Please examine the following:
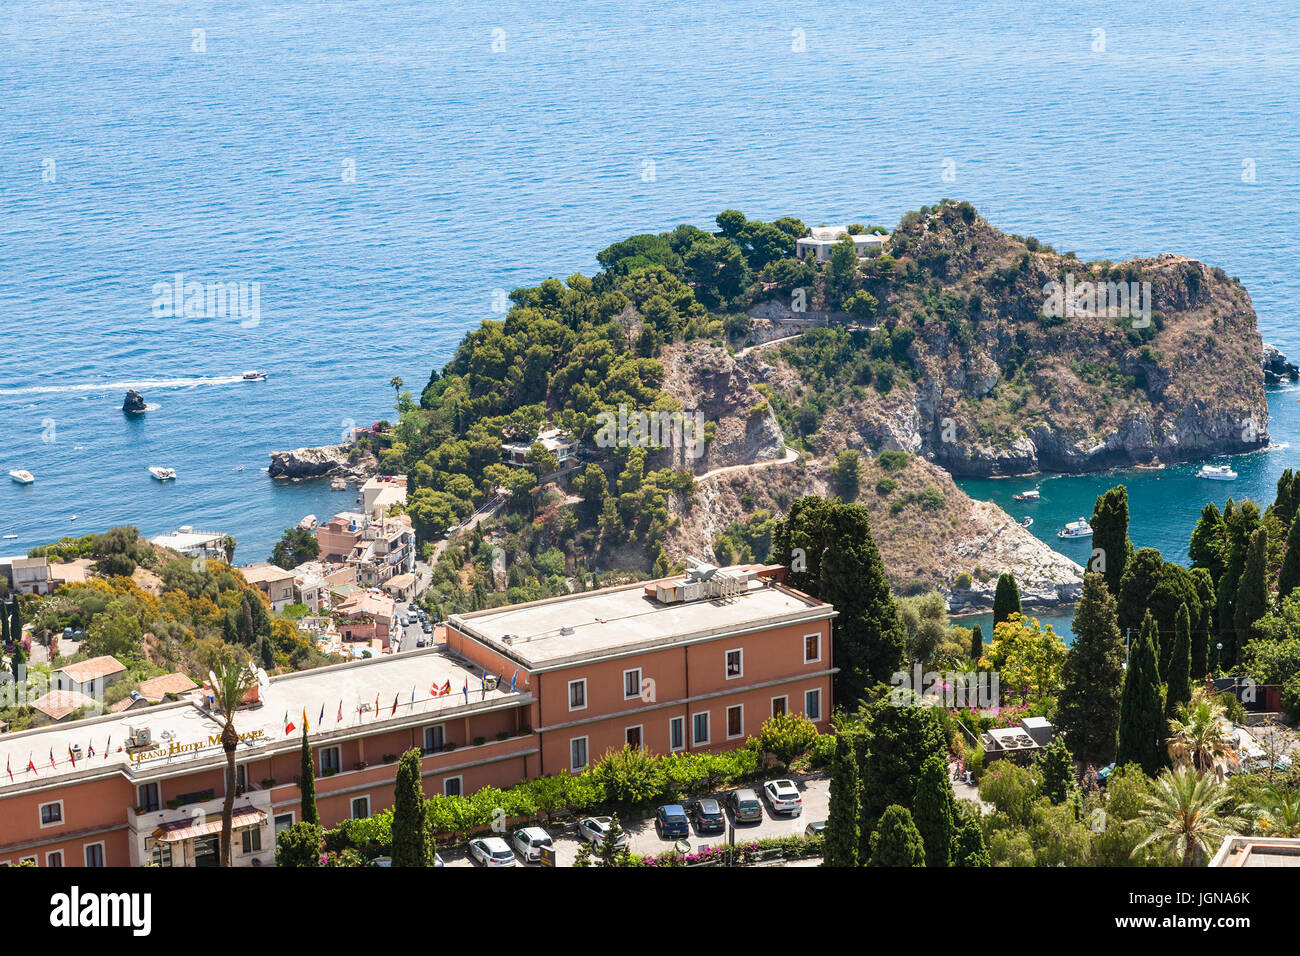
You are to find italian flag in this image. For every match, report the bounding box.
[284,711,296,736]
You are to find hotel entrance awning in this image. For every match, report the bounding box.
[152,807,266,843]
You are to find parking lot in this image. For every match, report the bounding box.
[443,773,829,867]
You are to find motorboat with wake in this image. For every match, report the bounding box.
[1057,517,1093,539]
[1012,489,1040,501]
[1196,464,1237,481]
[9,470,34,485]
[242,370,269,382]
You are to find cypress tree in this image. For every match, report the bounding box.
[867,805,926,867]
[1233,527,1269,649]
[1115,612,1165,776]
[1188,502,1226,583]
[391,748,428,867]
[1277,511,1300,602]
[1188,567,1214,680]
[9,599,21,647]
[992,573,1021,626]
[1218,501,1261,665]
[1117,548,1164,637]
[911,753,956,867]
[969,623,984,661]
[299,727,319,826]
[10,643,24,682]
[1057,573,1125,765]
[1272,468,1296,528]
[1165,603,1192,720]
[824,732,860,867]
[1091,485,1133,596]
[953,817,991,867]
[859,698,947,825]
[1039,737,1075,804]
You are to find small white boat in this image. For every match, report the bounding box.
[242,370,268,382]
[2,533,17,540]
[1197,464,1238,481]
[1058,517,1093,539]
[331,478,348,490]
[8,470,34,485]
[148,466,177,481]
[1020,516,1034,528]
[1012,489,1040,501]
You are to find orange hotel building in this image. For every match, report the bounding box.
[0,563,835,866]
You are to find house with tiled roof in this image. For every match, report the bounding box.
[52,656,127,699]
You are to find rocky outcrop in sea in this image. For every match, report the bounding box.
[121,389,147,414]
[267,441,378,481]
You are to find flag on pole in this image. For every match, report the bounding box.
[391,694,399,716]
[319,703,325,726]
[5,756,10,782]
[104,736,111,758]
[374,692,379,716]
[87,740,95,758]
[49,748,55,769]
[67,746,76,768]
[440,680,451,697]
[26,755,36,775]
[510,669,518,693]
[337,699,343,723]
[284,711,295,736]
[462,678,468,703]
[410,685,415,707]
[302,707,310,734]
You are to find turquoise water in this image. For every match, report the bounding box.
[2,1,1299,563]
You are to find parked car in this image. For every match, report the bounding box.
[468,837,517,867]
[433,852,445,867]
[726,788,764,823]
[654,804,691,839]
[511,826,554,863]
[804,821,826,837]
[422,622,432,634]
[763,779,802,814]
[578,816,630,847]
[691,798,726,834]
[416,636,428,648]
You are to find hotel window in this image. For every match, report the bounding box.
[443,776,462,797]
[570,736,589,772]
[692,711,710,746]
[568,678,587,711]
[46,851,63,868]
[274,813,295,835]
[726,704,744,739]
[20,856,36,865]
[39,801,63,827]
[138,782,160,812]
[151,842,172,867]
[804,633,821,664]
[669,716,685,752]
[424,723,446,753]
[236,764,247,792]
[84,843,104,868]
[623,667,642,700]
[771,695,788,718]
[351,796,370,820]
[241,828,262,854]
[805,688,822,722]
[320,746,341,775]
[725,649,743,679]
[625,725,643,749]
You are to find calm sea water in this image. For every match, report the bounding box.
[2,1,1298,567]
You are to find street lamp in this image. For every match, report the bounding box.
[1214,642,1223,675]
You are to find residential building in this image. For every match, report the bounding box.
[30,690,100,724]
[315,513,415,587]
[334,591,396,649]
[501,428,577,468]
[239,563,298,613]
[795,226,888,263]
[136,673,199,703]
[9,557,53,596]
[148,526,229,561]
[52,656,127,699]
[361,475,407,517]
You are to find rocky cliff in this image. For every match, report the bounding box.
[267,440,377,481]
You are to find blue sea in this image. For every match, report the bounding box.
[2,1,1298,568]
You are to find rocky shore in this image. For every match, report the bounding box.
[267,441,377,481]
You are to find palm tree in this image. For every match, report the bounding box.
[1167,690,1239,781]
[209,657,261,867]
[221,535,237,564]
[1132,766,1245,866]
[1244,783,1300,838]
[389,375,403,397]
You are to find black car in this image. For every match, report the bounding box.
[691,798,726,834]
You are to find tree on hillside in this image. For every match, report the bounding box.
[1091,485,1133,595]
[270,527,321,570]
[1039,737,1076,805]
[1117,548,1164,638]
[1271,468,1297,528]
[1148,562,1201,678]
[992,573,1021,626]
[773,497,905,704]
[867,805,926,867]
[969,623,984,662]
[911,753,956,867]
[1165,604,1193,721]
[1233,527,1270,650]
[391,748,428,867]
[1188,502,1226,583]
[953,816,991,867]
[830,449,861,501]
[1115,612,1166,776]
[1057,573,1125,766]
[1277,512,1300,602]
[859,697,947,828]
[824,732,860,867]
[299,726,319,826]
[1189,567,1215,680]
[1217,500,1261,666]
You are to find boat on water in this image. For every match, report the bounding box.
[148,466,177,481]
[9,470,34,485]
[242,370,268,381]
[2,533,18,540]
[1020,517,1033,528]
[331,478,348,490]
[1197,464,1238,481]
[1012,489,1040,501]
[1058,517,1093,539]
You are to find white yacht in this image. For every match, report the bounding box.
[148,466,177,481]
[242,370,268,382]
[1196,464,1238,481]
[1012,489,1040,501]
[8,470,34,485]
[1057,517,1093,539]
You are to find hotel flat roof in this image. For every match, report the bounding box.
[0,645,527,794]
[448,570,834,671]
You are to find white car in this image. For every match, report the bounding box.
[577,816,630,848]
[468,837,517,867]
[763,778,802,814]
[511,826,554,863]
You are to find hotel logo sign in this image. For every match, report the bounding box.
[128,729,267,764]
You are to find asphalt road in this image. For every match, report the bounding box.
[445,773,830,867]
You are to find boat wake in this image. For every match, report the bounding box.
[0,375,247,398]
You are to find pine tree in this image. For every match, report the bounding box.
[1039,737,1076,804]
[299,727,319,826]
[992,573,1021,626]
[391,748,428,867]
[969,623,984,662]
[911,753,956,867]
[1277,511,1300,602]
[867,805,926,867]
[1115,612,1165,775]
[860,698,947,826]
[953,817,991,866]
[824,732,860,867]
[1091,485,1133,595]
[1165,603,1192,720]
[1233,527,1269,649]
[1057,573,1125,765]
